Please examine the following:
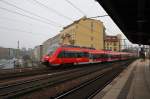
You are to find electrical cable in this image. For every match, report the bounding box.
[65,0,86,16]
[32,0,74,21]
[0,0,63,27]
[0,8,62,28]
[0,26,50,37]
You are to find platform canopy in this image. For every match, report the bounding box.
[96,0,150,45]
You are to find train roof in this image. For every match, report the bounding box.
[56,45,136,55]
[58,46,94,52]
[61,45,95,49]
[89,50,105,54]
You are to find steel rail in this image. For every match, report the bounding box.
[0,63,110,98]
[53,61,132,99]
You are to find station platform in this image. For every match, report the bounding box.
[93,59,150,99]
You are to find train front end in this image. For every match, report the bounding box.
[41,46,61,67]
[41,54,50,66]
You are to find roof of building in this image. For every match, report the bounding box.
[42,34,60,45]
[105,35,119,42]
[63,16,102,30]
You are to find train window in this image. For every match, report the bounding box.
[57,51,64,58]
[64,51,76,58]
[107,54,112,58]
[92,54,95,59]
[82,52,88,57]
[48,51,54,56]
[89,53,103,59]
[75,52,86,58]
[92,54,99,59]
[58,51,89,58]
[100,54,104,58]
[70,53,76,58]
[101,54,104,58]
[76,52,82,58]
[89,54,93,59]
[101,54,107,58]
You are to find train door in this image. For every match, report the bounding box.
[89,53,93,63]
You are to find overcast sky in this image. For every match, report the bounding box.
[0,0,131,49]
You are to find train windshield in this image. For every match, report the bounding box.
[47,45,58,56]
[48,51,54,56]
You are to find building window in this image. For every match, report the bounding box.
[107,43,109,46]
[91,22,94,33]
[110,47,112,50]
[91,37,93,41]
[107,47,109,50]
[114,42,116,46]
[91,44,93,48]
[76,25,78,29]
[71,33,75,40]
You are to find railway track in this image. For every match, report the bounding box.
[0,67,48,81]
[0,60,134,99]
[0,64,93,82]
[54,63,125,99]
[0,63,110,98]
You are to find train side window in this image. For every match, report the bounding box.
[80,52,85,58]
[89,54,93,59]
[97,54,100,58]
[57,51,65,58]
[109,54,112,58]
[76,52,82,58]
[97,54,101,59]
[101,54,105,58]
[64,51,76,58]
[75,52,89,58]
[105,54,110,58]
[64,51,70,58]
[84,52,89,57]
[59,51,89,58]
[70,52,76,58]
[93,54,97,59]
[98,54,102,58]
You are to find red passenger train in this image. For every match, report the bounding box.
[41,45,136,67]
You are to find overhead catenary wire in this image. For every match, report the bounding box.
[29,0,102,34]
[29,0,102,40]
[0,16,60,31]
[0,0,106,40]
[64,0,110,34]
[88,15,109,19]
[32,0,74,21]
[0,16,31,24]
[0,0,112,48]
[0,0,63,27]
[65,0,87,16]
[0,26,50,37]
[0,6,62,28]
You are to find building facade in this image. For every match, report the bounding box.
[42,34,61,55]
[60,17,105,50]
[104,34,121,51]
[32,17,124,62]
[32,45,43,62]
[0,47,17,59]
